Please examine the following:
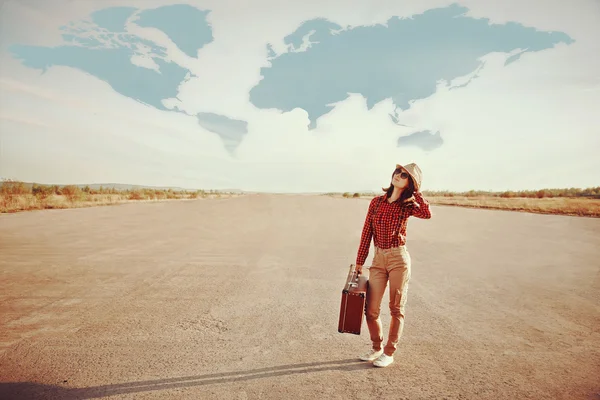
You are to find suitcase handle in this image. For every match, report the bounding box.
[349,263,362,276]
[345,264,360,289]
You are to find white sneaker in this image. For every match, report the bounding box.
[373,353,394,367]
[359,348,383,361]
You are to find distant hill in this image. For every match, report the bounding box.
[91,183,201,191]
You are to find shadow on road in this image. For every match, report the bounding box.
[0,358,370,399]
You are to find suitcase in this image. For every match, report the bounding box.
[338,264,369,335]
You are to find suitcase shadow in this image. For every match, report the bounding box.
[0,359,373,399]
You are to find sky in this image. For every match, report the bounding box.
[0,0,598,193]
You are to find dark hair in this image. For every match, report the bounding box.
[382,170,415,203]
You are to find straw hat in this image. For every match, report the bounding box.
[396,163,422,191]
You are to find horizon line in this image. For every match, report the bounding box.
[1,178,598,194]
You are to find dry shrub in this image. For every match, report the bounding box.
[32,184,53,199]
[0,181,30,196]
[0,181,207,213]
[61,185,82,202]
[129,190,145,200]
[423,187,600,199]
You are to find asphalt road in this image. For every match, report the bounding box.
[1,195,599,399]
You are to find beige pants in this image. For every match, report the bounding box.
[365,246,411,356]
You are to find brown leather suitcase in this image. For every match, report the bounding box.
[338,264,369,335]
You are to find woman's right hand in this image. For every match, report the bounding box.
[356,264,363,275]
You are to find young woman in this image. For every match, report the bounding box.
[355,163,432,367]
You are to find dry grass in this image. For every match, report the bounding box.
[0,183,236,214]
[327,190,600,218]
[2,181,599,217]
[426,196,600,217]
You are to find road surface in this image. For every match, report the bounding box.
[1,194,599,399]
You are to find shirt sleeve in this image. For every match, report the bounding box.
[411,191,432,219]
[356,197,378,266]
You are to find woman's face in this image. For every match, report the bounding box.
[392,168,410,189]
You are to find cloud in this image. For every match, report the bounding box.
[7,5,194,112]
[0,0,598,192]
[5,3,251,156]
[398,130,443,151]
[249,4,573,130]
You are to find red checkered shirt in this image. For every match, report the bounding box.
[356,191,431,266]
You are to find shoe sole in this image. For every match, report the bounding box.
[373,362,393,367]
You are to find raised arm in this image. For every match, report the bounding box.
[411,191,432,219]
[356,197,378,266]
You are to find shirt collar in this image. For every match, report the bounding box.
[383,193,415,204]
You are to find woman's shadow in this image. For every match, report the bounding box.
[0,358,371,399]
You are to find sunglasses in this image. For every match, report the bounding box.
[393,169,409,179]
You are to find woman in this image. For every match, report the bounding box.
[355,162,431,367]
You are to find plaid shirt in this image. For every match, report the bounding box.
[356,191,431,266]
